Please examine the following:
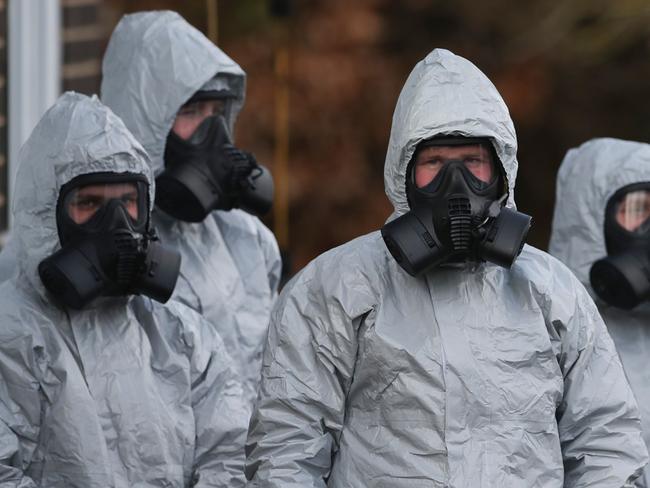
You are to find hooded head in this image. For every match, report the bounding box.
[11,92,152,295]
[549,138,650,291]
[383,49,518,217]
[101,10,245,176]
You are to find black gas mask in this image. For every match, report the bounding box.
[155,92,274,222]
[38,172,181,309]
[590,183,650,309]
[381,137,531,276]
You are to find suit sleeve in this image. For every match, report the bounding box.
[0,329,43,488]
[176,305,249,488]
[553,278,648,487]
[255,219,282,295]
[245,265,368,487]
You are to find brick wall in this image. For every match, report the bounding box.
[62,0,104,94]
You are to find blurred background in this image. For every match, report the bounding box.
[1,0,650,277]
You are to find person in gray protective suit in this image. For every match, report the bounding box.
[245,49,648,487]
[101,10,281,405]
[549,138,650,488]
[0,92,249,487]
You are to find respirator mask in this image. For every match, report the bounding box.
[155,91,274,222]
[590,183,650,309]
[38,172,181,309]
[381,137,531,276]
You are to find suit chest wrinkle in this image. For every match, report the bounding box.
[349,282,445,402]
[177,222,243,306]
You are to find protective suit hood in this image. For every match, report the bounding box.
[11,91,152,296]
[384,49,518,217]
[549,138,650,293]
[101,10,245,175]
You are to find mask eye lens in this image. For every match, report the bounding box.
[413,143,495,189]
[172,98,228,140]
[66,182,142,225]
[461,148,494,183]
[414,153,445,188]
[615,189,650,233]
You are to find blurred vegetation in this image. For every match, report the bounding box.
[103,0,650,272]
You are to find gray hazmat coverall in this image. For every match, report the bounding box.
[100,11,281,405]
[549,137,650,488]
[245,49,648,487]
[0,92,249,487]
